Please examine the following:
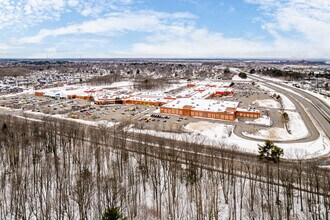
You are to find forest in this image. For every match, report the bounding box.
[0,114,329,219]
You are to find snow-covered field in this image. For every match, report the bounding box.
[252,99,281,108]
[243,111,308,141]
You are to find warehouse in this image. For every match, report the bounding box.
[160,98,260,121]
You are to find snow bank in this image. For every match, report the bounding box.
[252,99,281,108]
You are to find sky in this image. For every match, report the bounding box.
[0,0,329,59]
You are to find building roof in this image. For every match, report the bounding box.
[163,98,239,113]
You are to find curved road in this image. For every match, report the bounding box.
[271,82,330,135]
[239,74,329,143]
[233,83,320,143]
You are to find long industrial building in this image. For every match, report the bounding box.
[160,98,260,121]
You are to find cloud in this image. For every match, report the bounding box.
[0,0,66,29]
[14,5,330,59]
[0,0,136,30]
[18,11,196,44]
[2,0,330,58]
[228,6,236,13]
[14,9,273,58]
[245,0,330,58]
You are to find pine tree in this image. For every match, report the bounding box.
[102,206,125,220]
[258,140,284,163]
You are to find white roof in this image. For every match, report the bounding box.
[236,107,260,113]
[163,98,239,113]
[126,96,168,103]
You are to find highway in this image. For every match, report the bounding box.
[248,74,329,138]
[272,82,330,134]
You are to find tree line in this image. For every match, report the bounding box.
[0,114,329,219]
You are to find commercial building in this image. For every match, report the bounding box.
[33,80,260,121]
[160,98,260,121]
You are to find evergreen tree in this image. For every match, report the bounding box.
[101,206,125,220]
[258,140,284,162]
[239,72,247,79]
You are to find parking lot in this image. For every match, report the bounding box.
[0,82,286,135]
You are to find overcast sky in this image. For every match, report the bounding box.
[0,0,329,59]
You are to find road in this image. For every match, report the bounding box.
[249,74,329,136]
[272,82,330,135]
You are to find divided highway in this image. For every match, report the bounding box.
[248,74,330,139]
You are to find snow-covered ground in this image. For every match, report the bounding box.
[232,75,252,82]
[0,88,35,97]
[257,83,275,92]
[109,81,134,88]
[257,83,296,110]
[246,115,272,126]
[243,111,308,141]
[24,111,115,127]
[127,116,329,158]
[153,108,160,113]
[228,131,329,159]
[253,74,284,83]
[252,99,281,108]
[127,121,234,146]
[278,93,296,110]
[184,121,233,139]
